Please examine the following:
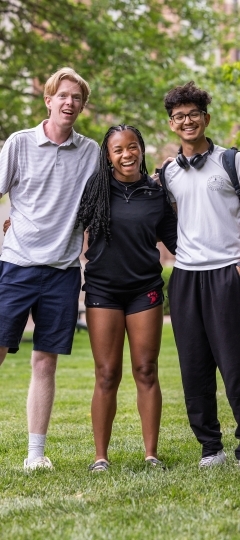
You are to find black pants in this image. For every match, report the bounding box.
[168,264,240,459]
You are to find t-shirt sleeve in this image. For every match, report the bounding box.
[0,135,19,195]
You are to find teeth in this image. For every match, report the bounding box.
[122,161,134,166]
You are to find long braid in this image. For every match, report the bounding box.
[76,124,148,242]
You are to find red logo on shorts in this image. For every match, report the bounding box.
[147,291,158,304]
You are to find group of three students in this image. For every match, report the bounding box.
[1,67,240,472]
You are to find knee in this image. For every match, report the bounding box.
[134,361,158,388]
[96,366,122,393]
[31,352,58,378]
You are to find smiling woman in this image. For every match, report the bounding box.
[107,129,143,183]
[75,124,177,472]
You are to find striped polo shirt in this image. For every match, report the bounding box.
[0,121,100,269]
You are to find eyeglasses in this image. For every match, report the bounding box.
[170,110,206,124]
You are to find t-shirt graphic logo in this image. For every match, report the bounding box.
[147,291,158,304]
[207,176,224,191]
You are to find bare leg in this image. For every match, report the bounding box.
[86,308,126,462]
[126,305,163,458]
[27,350,58,434]
[0,346,8,366]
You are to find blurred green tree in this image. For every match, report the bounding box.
[0,0,239,149]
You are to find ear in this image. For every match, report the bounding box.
[44,96,51,110]
[169,119,176,133]
[204,113,211,127]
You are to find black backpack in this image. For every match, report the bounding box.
[157,147,240,205]
[222,147,240,199]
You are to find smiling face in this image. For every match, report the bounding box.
[169,102,210,147]
[44,79,83,131]
[107,129,143,183]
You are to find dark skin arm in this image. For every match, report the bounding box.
[3,218,11,235]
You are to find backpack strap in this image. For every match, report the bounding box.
[155,161,177,217]
[222,147,240,200]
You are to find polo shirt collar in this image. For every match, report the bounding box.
[35,120,81,147]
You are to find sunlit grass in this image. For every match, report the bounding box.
[0,325,239,540]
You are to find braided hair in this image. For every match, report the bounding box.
[76,124,148,242]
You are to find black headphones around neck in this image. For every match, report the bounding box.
[176,138,214,170]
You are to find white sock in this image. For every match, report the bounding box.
[28,433,46,464]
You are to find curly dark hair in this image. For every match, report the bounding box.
[164,81,212,117]
[75,124,148,242]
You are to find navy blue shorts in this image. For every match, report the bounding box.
[0,262,81,354]
[84,284,163,315]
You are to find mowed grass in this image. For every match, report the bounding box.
[1,324,240,540]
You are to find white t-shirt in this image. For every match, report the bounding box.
[0,121,100,269]
[165,144,240,270]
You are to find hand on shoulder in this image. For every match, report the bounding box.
[151,157,175,184]
[3,218,11,235]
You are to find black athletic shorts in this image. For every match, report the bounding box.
[84,284,164,315]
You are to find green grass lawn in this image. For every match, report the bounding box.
[1,324,240,540]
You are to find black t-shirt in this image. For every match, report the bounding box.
[83,174,177,294]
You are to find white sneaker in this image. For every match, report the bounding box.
[24,456,53,471]
[199,450,226,468]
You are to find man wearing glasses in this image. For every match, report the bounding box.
[162,81,240,468]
